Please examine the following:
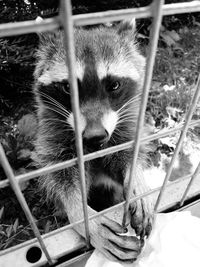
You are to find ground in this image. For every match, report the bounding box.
[0,25,200,250]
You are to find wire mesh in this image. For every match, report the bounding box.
[154,74,200,212]
[59,0,90,247]
[1,118,200,190]
[0,0,200,265]
[180,161,200,207]
[0,1,200,37]
[122,0,164,227]
[0,145,54,265]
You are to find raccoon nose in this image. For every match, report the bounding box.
[82,125,109,147]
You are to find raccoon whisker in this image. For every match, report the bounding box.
[122,94,140,104]
[112,133,127,142]
[112,128,126,138]
[41,99,71,119]
[43,118,73,129]
[110,134,117,144]
[116,121,135,127]
[117,106,139,117]
[117,119,135,125]
[42,103,70,119]
[41,99,70,117]
[39,91,71,117]
[43,97,71,117]
[117,117,137,123]
[43,103,69,118]
[117,95,141,114]
[118,99,140,110]
[113,126,135,139]
[118,113,137,120]
[117,112,137,123]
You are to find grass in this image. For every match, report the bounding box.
[0,25,200,250]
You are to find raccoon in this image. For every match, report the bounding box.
[33,20,153,262]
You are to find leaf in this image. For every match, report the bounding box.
[13,218,19,233]
[17,114,37,139]
[17,148,31,160]
[6,225,13,238]
[167,30,180,42]
[0,207,4,220]
[0,230,7,236]
[161,32,176,46]
[160,30,180,47]
[44,220,51,233]
[3,239,13,249]
[166,106,183,121]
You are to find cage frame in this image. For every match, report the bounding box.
[0,0,200,266]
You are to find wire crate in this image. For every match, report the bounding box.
[0,0,200,266]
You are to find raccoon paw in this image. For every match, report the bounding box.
[90,216,142,262]
[129,198,154,239]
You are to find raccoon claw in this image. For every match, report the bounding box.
[129,199,153,239]
[90,216,143,262]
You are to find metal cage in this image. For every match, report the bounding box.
[0,0,200,266]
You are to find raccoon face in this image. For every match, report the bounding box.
[34,20,146,152]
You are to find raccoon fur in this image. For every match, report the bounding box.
[33,20,153,262]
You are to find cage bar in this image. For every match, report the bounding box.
[73,1,200,26]
[122,0,164,227]
[179,161,200,207]
[154,74,200,212]
[59,0,90,247]
[0,145,54,265]
[0,2,200,37]
[1,118,200,190]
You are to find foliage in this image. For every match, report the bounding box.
[0,114,37,172]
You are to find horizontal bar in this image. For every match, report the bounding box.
[56,251,93,267]
[179,161,200,207]
[1,119,200,189]
[0,145,54,265]
[154,74,200,212]
[0,2,200,37]
[122,0,164,227]
[0,228,85,267]
[1,170,198,259]
[74,1,200,26]
[60,0,90,247]
[0,16,60,37]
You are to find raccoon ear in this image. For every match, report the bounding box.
[117,18,136,35]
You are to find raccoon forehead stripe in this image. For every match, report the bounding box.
[97,60,140,82]
[38,61,85,85]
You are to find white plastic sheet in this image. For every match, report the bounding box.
[85,212,200,267]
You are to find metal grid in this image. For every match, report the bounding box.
[0,0,200,266]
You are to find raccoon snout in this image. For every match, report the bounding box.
[82,124,109,148]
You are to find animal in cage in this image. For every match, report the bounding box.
[33,19,153,262]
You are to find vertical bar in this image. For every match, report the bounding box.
[0,144,54,265]
[59,0,90,247]
[179,161,200,207]
[154,74,200,212]
[122,0,164,227]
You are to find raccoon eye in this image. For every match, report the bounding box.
[110,81,120,91]
[62,82,70,94]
